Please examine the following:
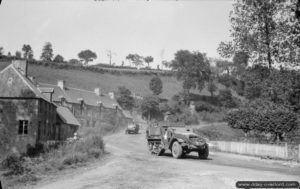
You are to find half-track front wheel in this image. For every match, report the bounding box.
[198,144,209,159]
[148,142,164,156]
[172,141,183,159]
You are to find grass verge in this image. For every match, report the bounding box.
[1,129,105,188]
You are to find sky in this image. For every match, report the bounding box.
[0,0,233,67]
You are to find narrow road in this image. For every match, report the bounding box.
[32,129,300,189]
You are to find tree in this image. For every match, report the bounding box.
[149,76,163,95]
[207,80,217,97]
[126,54,135,67]
[68,59,81,65]
[215,59,234,76]
[162,60,171,69]
[53,54,64,63]
[22,44,33,60]
[78,50,97,65]
[15,51,22,59]
[116,86,135,111]
[40,42,53,61]
[170,50,211,96]
[218,0,300,68]
[232,51,249,77]
[126,54,143,67]
[218,89,236,108]
[0,47,3,56]
[144,56,154,67]
[140,95,160,120]
[242,64,270,100]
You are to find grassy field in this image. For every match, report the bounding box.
[0,62,232,99]
[194,122,245,141]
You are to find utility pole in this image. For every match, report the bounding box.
[106,50,116,65]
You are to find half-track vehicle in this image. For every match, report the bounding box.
[146,121,209,159]
[125,123,140,134]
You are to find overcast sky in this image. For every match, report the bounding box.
[0,0,233,67]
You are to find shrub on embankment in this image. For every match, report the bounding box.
[226,99,299,143]
[0,130,105,187]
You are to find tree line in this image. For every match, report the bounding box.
[0,43,161,69]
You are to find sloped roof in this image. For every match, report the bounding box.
[1,64,49,102]
[123,110,133,119]
[57,106,81,126]
[38,83,119,109]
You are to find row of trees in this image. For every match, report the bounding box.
[125,54,154,68]
[0,43,98,66]
[1,43,161,68]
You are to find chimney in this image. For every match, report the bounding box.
[58,96,65,105]
[58,80,65,90]
[108,92,115,99]
[94,88,102,96]
[77,98,84,105]
[12,60,28,77]
[96,101,103,106]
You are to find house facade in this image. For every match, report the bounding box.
[0,60,80,155]
[38,81,132,128]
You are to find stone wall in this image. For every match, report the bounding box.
[0,99,38,155]
[0,98,57,156]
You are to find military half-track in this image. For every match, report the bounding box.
[125,123,140,134]
[146,121,209,159]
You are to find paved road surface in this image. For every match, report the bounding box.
[32,129,300,189]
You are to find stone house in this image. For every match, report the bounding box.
[0,60,80,155]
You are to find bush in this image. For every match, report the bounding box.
[226,99,299,142]
[177,109,199,125]
[194,101,218,112]
[87,148,103,158]
[218,89,238,108]
[62,152,88,165]
[1,154,25,175]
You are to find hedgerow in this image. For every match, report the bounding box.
[226,99,298,142]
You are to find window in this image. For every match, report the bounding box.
[18,120,28,135]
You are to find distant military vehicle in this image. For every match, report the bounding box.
[146,121,209,159]
[125,123,140,134]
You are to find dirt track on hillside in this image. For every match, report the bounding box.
[30,128,300,189]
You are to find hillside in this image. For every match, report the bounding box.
[0,61,231,99]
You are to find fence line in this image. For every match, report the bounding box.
[211,141,290,159]
[299,144,300,161]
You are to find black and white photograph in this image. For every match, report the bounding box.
[0,0,300,188]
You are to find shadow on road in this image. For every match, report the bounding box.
[161,153,213,161]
